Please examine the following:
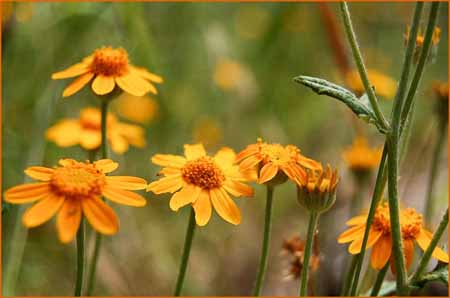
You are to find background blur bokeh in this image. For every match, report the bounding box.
[2,2,448,296]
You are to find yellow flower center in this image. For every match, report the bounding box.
[50,161,106,198]
[79,108,117,130]
[91,47,129,77]
[401,208,422,239]
[181,156,225,189]
[372,203,391,234]
[261,144,293,165]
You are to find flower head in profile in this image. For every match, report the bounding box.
[236,138,321,187]
[345,69,396,99]
[51,46,163,97]
[4,159,147,243]
[342,137,382,176]
[147,144,255,226]
[281,235,320,280]
[46,107,146,154]
[338,202,448,272]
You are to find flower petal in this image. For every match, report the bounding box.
[258,163,278,184]
[109,130,129,154]
[130,66,164,83]
[169,185,201,211]
[81,196,119,235]
[403,239,415,269]
[239,155,262,171]
[45,120,82,147]
[193,190,212,226]
[416,229,449,263]
[113,123,146,148]
[105,176,147,190]
[79,129,101,150]
[102,186,147,207]
[4,183,51,204]
[151,154,186,168]
[370,235,392,269]
[62,72,94,97]
[337,224,366,243]
[349,229,382,254]
[184,144,206,160]
[94,159,119,173]
[116,71,157,96]
[57,199,81,243]
[91,75,115,95]
[214,147,236,166]
[223,180,254,197]
[24,167,54,181]
[51,62,90,79]
[210,188,241,225]
[22,194,64,228]
[147,175,183,194]
[235,144,259,163]
[346,215,368,226]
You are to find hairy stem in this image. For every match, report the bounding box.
[299,211,319,296]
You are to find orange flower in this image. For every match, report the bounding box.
[114,94,159,124]
[4,159,147,243]
[345,69,396,99]
[236,138,321,186]
[51,46,163,97]
[338,202,448,272]
[147,144,254,226]
[46,107,146,154]
[342,137,382,172]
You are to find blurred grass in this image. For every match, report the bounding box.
[2,2,448,296]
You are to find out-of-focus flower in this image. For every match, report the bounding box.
[114,93,159,124]
[345,69,396,99]
[297,165,338,213]
[1,2,14,24]
[432,81,448,122]
[4,159,147,243]
[52,46,163,97]
[338,202,448,272]
[281,235,320,280]
[234,6,269,40]
[15,2,33,23]
[405,26,441,64]
[193,118,223,150]
[236,138,321,187]
[147,144,254,226]
[46,107,146,154]
[342,137,382,176]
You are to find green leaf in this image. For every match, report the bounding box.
[293,75,388,133]
[415,263,448,287]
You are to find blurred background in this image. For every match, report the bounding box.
[2,2,448,296]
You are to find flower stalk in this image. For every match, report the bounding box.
[174,207,196,296]
[75,219,85,296]
[299,211,319,296]
[252,185,274,296]
[370,262,389,296]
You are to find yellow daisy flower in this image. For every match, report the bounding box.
[338,202,448,272]
[345,69,396,99]
[147,144,254,226]
[4,159,147,243]
[114,94,159,124]
[51,46,163,97]
[342,137,382,173]
[46,107,146,154]
[236,138,321,186]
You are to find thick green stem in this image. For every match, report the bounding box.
[252,186,274,296]
[370,262,389,296]
[424,121,447,226]
[340,2,390,131]
[174,208,196,296]
[75,219,85,296]
[408,209,448,286]
[341,255,358,296]
[299,211,319,296]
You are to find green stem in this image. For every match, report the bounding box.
[174,207,196,296]
[341,255,358,296]
[75,219,85,296]
[340,2,390,132]
[299,211,319,296]
[86,99,110,296]
[252,186,274,296]
[424,121,447,226]
[370,262,389,296]
[408,208,448,286]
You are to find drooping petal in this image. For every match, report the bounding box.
[169,185,201,211]
[62,72,95,97]
[239,155,262,171]
[151,154,186,168]
[94,159,119,173]
[416,229,449,263]
[192,190,212,226]
[91,75,115,95]
[147,175,183,194]
[114,123,146,148]
[258,163,279,184]
[4,183,51,204]
[130,66,164,83]
[282,164,306,185]
[22,194,64,227]
[103,186,147,207]
[223,180,254,197]
[79,129,101,150]
[184,144,206,160]
[116,72,157,96]
[51,62,90,79]
[337,224,366,243]
[214,147,236,166]
[45,120,82,147]
[105,176,147,190]
[210,188,241,225]
[370,235,392,269]
[24,167,54,181]
[349,229,382,254]
[403,239,415,269]
[159,167,182,176]
[81,196,119,235]
[235,144,259,163]
[57,199,82,243]
[346,215,368,226]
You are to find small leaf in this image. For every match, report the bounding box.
[293,75,388,133]
[415,264,448,287]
